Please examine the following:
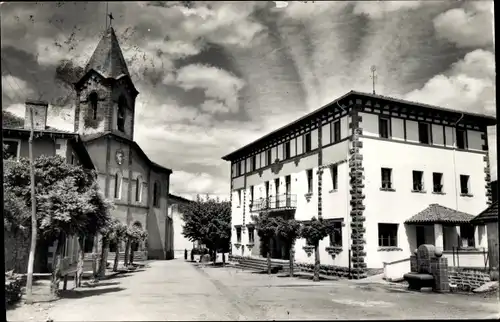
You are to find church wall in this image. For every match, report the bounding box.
[77,74,110,135]
[84,142,108,172]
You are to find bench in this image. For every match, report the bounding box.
[403,272,434,291]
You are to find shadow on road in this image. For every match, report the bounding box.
[82,281,121,288]
[58,286,125,299]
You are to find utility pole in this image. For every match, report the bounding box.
[25,105,37,304]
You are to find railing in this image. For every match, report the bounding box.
[249,194,297,212]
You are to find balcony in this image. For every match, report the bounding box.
[249,194,297,213]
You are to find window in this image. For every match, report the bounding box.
[89,92,98,120]
[135,176,143,202]
[236,227,242,243]
[432,172,443,193]
[412,170,424,192]
[250,186,254,204]
[153,181,160,207]
[275,178,280,196]
[459,224,475,248]
[460,175,470,195]
[381,168,392,189]
[378,223,398,247]
[330,164,338,191]
[418,122,431,144]
[236,161,242,176]
[237,189,242,206]
[456,128,467,149]
[251,155,256,171]
[114,172,122,199]
[266,149,272,166]
[285,175,291,195]
[117,96,126,132]
[307,169,313,194]
[3,139,20,160]
[248,227,255,244]
[379,117,391,139]
[304,133,312,152]
[329,221,343,246]
[332,120,341,143]
[284,141,291,159]
[265,181,270,199]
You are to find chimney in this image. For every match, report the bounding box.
[24,100,49,130]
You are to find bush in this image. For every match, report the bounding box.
[5,270,22,306]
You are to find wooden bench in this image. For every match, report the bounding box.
[403,272,434,291]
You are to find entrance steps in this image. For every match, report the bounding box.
[230,255,290,274]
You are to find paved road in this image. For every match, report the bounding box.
[7,260,500,321]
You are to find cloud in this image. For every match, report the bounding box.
[433,1,494,48]
[404,49,495,115]
[173,64,245,113]
[352,0,433,19]
[1,75,34,102]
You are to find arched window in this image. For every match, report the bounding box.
[88,92,98,120]
[114,172,122,199]
[153,181,160,207]
[135,175,143,202]
[117,96,126,132]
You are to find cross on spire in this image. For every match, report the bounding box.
[370,65,377,95]
[105,2,114,30]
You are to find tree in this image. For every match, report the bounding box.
[251,212,278,274]
[275,217,301,277]
[97,217,121,278]
[125,224,148,266]
[111,222,127,271]
[4,155,113,296]
[180,196,231,265]
[300,217,337,282]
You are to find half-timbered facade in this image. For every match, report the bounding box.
[222,90,496,279]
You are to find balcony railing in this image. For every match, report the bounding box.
[249,194,297,213]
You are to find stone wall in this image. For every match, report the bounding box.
[448,267,491,291]
[4,229,30,273]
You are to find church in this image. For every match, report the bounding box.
[3,26,175,267]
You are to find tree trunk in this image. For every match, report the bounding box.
[222,253,226,266]
[129,241,135,265]
[212,248,217,265]
[99,237,109,278]
[76,236,85,288]
[50,234,65,298]
[267,237,272,275]
[313,242,320,282]
[113,239,120,272]
[289,240,295,277]
[92,234,102,282]
[123,239,131,267]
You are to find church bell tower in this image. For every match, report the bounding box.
[73,26,139,140]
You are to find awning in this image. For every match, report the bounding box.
[405,204,474,225]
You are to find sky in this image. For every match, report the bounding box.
[1,1,496,201]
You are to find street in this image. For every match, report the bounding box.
[7,259,500,321]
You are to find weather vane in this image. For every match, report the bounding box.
[370,65,377,95]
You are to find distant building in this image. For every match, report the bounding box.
[222,90,496,278]
[168,194,194,258]
[3,27,176,271]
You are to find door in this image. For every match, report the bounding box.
[275,178,280,207]
[285,175,291,207]
[416,226,425,248]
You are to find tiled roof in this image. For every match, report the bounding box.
[85,27,130,79]
[405,204,474,224]
[471,202,498,224]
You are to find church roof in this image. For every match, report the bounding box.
[85,27,130,79]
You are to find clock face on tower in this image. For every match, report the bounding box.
[115,150,124,165]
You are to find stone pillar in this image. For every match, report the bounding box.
[434,224,444,252]
[431,254,450,293]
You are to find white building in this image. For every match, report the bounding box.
[222,90,495,279]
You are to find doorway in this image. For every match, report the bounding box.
[416,226,425,247]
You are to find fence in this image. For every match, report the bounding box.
[443,247,489,271]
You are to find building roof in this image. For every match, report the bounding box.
[221,90,496,161]
[85,27,130,79]
[404,204,475,225]
[168,194,193,204]
[471,202,498,224]
[81,132,172,174]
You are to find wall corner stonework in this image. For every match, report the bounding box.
[348,105,367,279]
